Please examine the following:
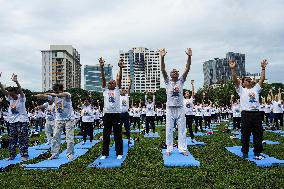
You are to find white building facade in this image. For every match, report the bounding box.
[42,45,81,92]
[119,47,161,93]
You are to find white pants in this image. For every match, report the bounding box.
[166,106,187,153]
[45,120,55,144]
[51,120,74,157]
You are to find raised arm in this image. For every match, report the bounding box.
[159,48,168,81]
[228,60,240,88]
[269,89,274,101]
[117,59,124,89]
[99,57,106,88]
[278,88,282,101]
[182,48,192,80]
[11,74,24,98]
[46,92,70,98]
[258,59,268,87]
[191,80,195,98]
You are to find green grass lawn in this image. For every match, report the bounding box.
[0,122,283,189]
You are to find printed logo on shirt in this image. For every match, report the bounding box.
[278,104,282,108]
[186,103,191,108]
[108,91,115,103]
[171,84,180,97]
[11,104,19,114]
[248,92,257,103]
[122,99,127,106]
[207,109,210,112]
[56,101,63,113]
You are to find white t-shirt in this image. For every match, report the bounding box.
[232,104,241,117]
[129,108,134,116]
[146,102,155,116]
[93,109,100,120]
[43,102,56,121]
[184,97,194,116]
[81,105,94,122]
[120,94,129,113]
[236,83,261,111]
[165,77,185,107]
[52,93,74,121]
[133,107,141,117]
[103,87,121,113]
[141,108,146,115]
[195,105,203,117]
[203,106,211,117]
[264,104,271,114]
[6,94,29,123]
[272,101,283,113]
[156,108,163,116]
[211,107,216,115]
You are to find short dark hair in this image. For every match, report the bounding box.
[242,77,251,84]
[52,83,64,91]
[7,87,18,94]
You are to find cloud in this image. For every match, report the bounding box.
[0,0,283,92]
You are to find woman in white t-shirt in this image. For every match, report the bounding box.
[0,74,29,161]
[270,89,283,130]
[81,98,95,144]
[145,92,156,135]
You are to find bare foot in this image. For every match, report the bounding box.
[182,151,189,156]
[165,152,170,156]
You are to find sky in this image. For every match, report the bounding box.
[0,0,283,92]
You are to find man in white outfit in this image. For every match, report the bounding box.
[160,48,192,156]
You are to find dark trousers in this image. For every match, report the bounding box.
[35,118,44,132]
[82,122,94,142]
[185,115,194,139]
[233,117,241,130]
[274,113,283,129]
[9,122,29,158]
[145,116,155,133]
[241,111,263,155]
[120,112,130,139]
[102,113,123,156]
[195,116,203,132]
[93,119,100,129]
[156,116,163,125]
[132,116,140,130]
[204,116,211,129]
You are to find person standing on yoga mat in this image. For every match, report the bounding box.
[100,57,124,160]
[270,88,283,130]
[229,59,268,160]
[44,83,75,161]
[184,80,196,143]
[160,48,192,156]
[80,98,95,144]
[0,73,29,161]
[145,91,156,135]
[119,78,132,145]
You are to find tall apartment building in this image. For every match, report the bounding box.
[84,64,113,92]
[42,45,81,92]
[119,47,161,93]
[203,52,246,86]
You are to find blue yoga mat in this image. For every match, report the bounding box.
[130,129,141,133]
[30,140,65,150]
[144,132,160,138]
[0,148,47,169]
[194,132,212,137]
[75,140,100,149]
[232,132,280,145]
[88,139,134,168]
[186,137,205,146]
[24,147,89,170]
[94,129,103,135]
[162,148,200,167]
[266,130,284,135]
[225,146,284,167]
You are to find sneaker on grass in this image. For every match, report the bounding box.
[117,155,123,160]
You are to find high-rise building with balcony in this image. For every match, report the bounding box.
[203,52,246,86]
[42,45,81,92]
[84,64,113,92]
[119,47,161,92]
